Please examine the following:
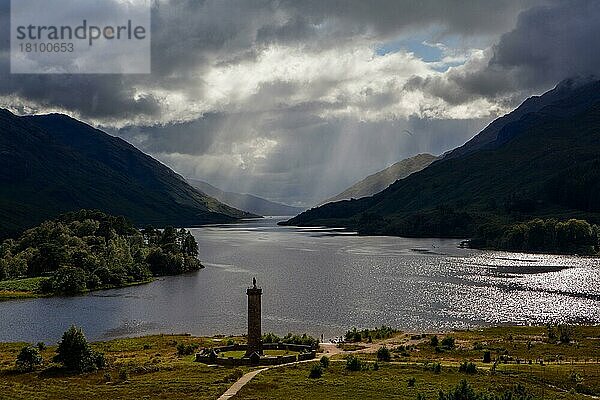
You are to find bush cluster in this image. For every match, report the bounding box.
[423,362,441,374]
[261,332,318,348]
[0,210,202,295]
[547,324,575,344]
[458,361,477,374]
[344,326,397,343]
[474,218,599,255]
[436,380,534,400]
[176,342,199,356]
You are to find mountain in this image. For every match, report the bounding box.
[442,76,600,160]
[282,79,600,238]
[187,179,305,216]
[0,110,255,236]
[322,153,437,204]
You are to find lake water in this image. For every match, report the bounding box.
[1,217,599,343]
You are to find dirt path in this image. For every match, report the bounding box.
[216,358,318,400]
[217,367,268,400]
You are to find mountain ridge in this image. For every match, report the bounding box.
[187,179,304,216]
[0,109,255,237]
[282,78,600,239]
[321,153,437,205]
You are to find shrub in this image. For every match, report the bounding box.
[94,352,106,369]
[262,332,281,343]
[459,361,477,374]
[119,368,129,381]
[344,326,397,343]
[377,346,391,362]
[558,325,574,344]
[547,324,575,343]
[438,380,534,400]
[425,362,442,374]
[36,342,46,351]
[54,325,105,373]
[373,362,379,371]
[280,333,319,348]
[309,364,323,379]
[15,346,43,372]
[176,342,198,356]
[346,355,362,371]
[103,372,112,382]
[430,335,439,347]
[320,355,329,368]
[483,351,492,363]
[408,376,416,387]
[441,336,456,350]
[547,324,557,341]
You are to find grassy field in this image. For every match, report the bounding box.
[0,277,154,301]
[0,334,246,400]
[0,326,599,399]
[0,277,48,300]
[236,326,600,400]
[234,361,596,399]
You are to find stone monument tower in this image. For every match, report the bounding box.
[246,277,263,356]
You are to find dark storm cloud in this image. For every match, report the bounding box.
[408,0,600,104]
[0,0,545,120]
[279,0,544,38]
[116,112,226,155]
[489,0,600,87]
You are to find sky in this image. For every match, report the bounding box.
[1,0,599,206]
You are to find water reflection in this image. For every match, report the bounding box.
[0,217,598,343]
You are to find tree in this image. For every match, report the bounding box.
[441,336,455,350]
[42,266,87,294]
[160,226,178,253]
[0,258,7,280]
[181,231,199,257]
[377,346,391,362]
[15,346,43,372]
[141,225,158,245]
[54,325,105,373]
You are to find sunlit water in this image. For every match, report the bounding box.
[1,217,599,343]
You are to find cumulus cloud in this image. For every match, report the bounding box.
[406,0,600,108]
[0,0,546,123]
